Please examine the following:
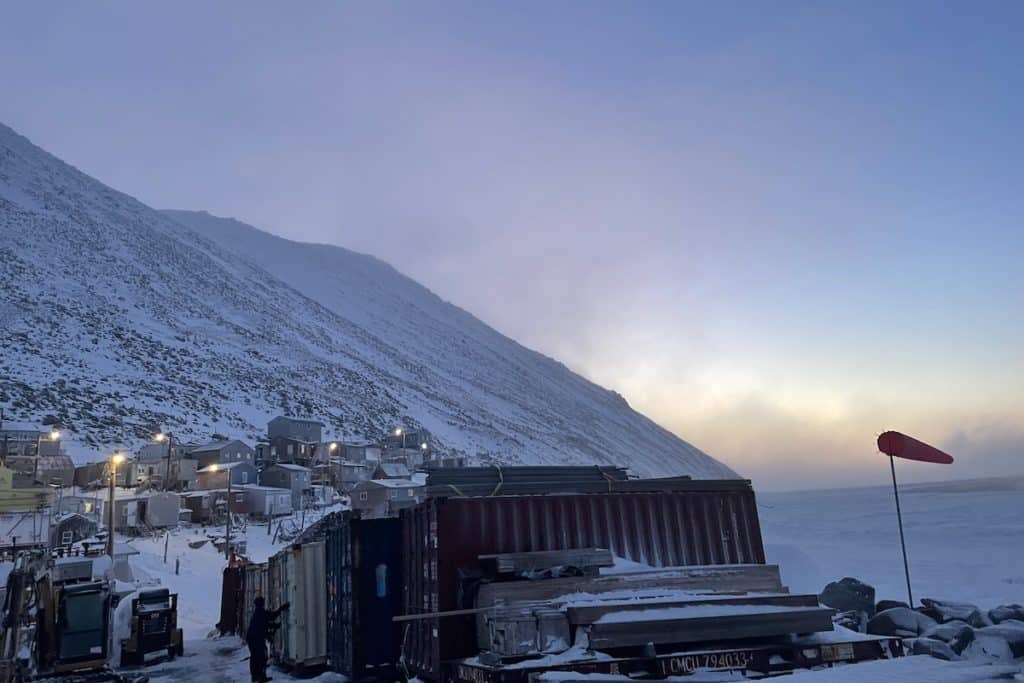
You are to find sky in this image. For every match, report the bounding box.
[2,2,1022,489]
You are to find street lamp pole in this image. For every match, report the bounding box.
[212,463,231,560]
[226,469,232,561]
[156,432,174,491]
[107,452,125,558]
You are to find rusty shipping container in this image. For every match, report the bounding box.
[218,566,243,635]
[400,482,765,680]
[325,516,404,679]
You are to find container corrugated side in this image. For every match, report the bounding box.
[239,562,268,639]
[218,566,242,635]
[325,518,354,676]
[401,485,765,679]
[283,541,327,668]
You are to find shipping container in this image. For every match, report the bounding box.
[239,561,269,639]
[269,541,328,670]
[218,566,243,635]
[400,484,765,680]
[325,515,403,680]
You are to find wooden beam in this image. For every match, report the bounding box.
[566,593,820,625]
[587,607,836,649]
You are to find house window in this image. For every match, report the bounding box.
[270,446,277,457]
[61,531,73,546]
[287,444,294,456]
[389,490,398,499]
[407,489,415,497]
[359,492,368,502]
[242,471,249,484]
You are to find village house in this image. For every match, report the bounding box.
[0,464,52,513]
[50,513,98,550]
[74,460,134,489]
[55,495,103,519]
[135,442,198,490]
[137,491,182,529]
[349,479,425,518]
[373,461,411,480]
[237,485,293,519]
[100,497,142,532]
[189,439,255,469]
[262,435,319,466]
[381,427,432,453]
[0,422,63,458]
[7,453,75,488]
[259,463,312,508]
[326,442,382,463]
[268,416,325,443]
[181,488,249,523]
[332,460,373,491]
[196,461,257,490]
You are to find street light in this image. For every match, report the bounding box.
[155,431,174,491]
[33,428,62,483]
[210,463,231,560]
[107,452,126,558]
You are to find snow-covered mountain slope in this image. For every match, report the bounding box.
[0,122,737,478]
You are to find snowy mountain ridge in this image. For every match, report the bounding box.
[0,122,736,478]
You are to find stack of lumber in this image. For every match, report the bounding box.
[479,548,614,576]
[571,593,834,649]
[476,564,789,610]
[474,563,835,655]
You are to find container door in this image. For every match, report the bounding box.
[325,522,354,676]
[354,518,403,675]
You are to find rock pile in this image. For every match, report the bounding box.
[820,578,1024,665]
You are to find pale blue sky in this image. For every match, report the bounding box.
[2,2,1021,488]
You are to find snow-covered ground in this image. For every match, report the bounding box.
[760,477,1024,608]
[127,504,343,640]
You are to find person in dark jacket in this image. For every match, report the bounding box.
[246,596,289,683]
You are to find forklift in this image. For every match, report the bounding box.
[118,589,183,667]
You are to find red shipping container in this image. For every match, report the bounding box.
[400,484,765,680]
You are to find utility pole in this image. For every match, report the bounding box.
[225,471,232,561]
[157,431,174,491]
[107,453,125,558]
[0,407,7,466]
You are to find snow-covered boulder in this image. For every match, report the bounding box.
[922,621,975,654]
[919,598,990,627]
[833,610,866,632]
[820,577,876,618]
[989,605,1024,625]
[908,636,961,661]
[975,621,1024,658]
[867,607,937,637]
[876,599,909,613]
[962,632,1017,662]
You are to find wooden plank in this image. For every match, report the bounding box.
[479,548,614,574]
[475,564,785,610]
[587,607,836,649]
[393,606,493,622]
[566,593,819,625]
